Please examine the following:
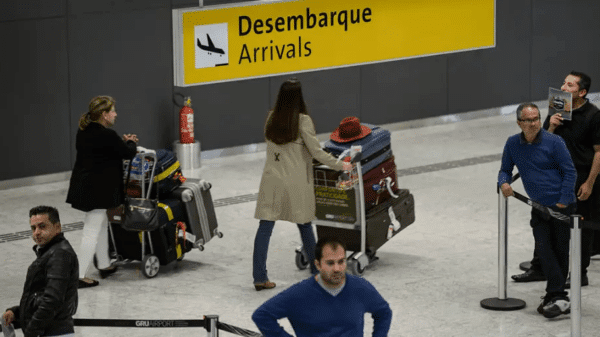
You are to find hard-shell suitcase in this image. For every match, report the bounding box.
[362,156,400,210]
[316,189,415,254]
[168,178,222,250]
[324,124,392,173]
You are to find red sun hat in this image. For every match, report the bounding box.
[330,117,372,143]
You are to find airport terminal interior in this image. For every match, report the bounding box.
[2,99,600,337]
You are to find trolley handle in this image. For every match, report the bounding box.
[335,146,362,164]
[349,152,362,163]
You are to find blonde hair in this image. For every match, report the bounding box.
[78,95,115,130]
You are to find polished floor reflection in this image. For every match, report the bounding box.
[1,106,600,336]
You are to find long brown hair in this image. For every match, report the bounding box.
[265,79,308,145]
[78,95,115,130]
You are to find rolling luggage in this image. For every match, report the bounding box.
[108,221,183,266]
[168,178,222,251]
[316,189,415,254]
[362,156,400,210]
[157,198,193,261]
[324,124,392,173]
[105,150,192,278]
[313,155,400,213]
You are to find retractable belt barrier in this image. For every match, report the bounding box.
[481,173,599,337]
[73,315,263,337]
[511,190,600,230]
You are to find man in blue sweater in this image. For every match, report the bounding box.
[252,237,392,336]
[498,103,577,318]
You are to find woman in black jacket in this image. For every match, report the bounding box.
[66,96,138,288]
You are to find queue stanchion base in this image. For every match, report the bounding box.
[519,261,531,271]
[480,297,526,311]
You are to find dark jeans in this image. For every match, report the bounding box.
[252,220,317,283]
[530,175,600,276]
[530,206,572,298]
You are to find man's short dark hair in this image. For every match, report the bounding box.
[570,70,591,97]
[315,237,347,261]
[516,102,540,121]
[29,206,60,224]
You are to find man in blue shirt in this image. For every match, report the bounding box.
[252,237,392,336]
[498,103,577,318]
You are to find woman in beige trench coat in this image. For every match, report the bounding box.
[253,79,347,291]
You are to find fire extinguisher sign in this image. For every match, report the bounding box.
[194,23,229,69]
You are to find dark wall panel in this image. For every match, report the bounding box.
[361,56,448,125]
[0,18,70,180]
[69,0,167,14]
[5,0,600,183]
[269,69,362,135]
[530,0,600,101]
[173,0,263,9]
[0,0,65,22]
[174,78,270,150]
[68,7,174,163]
[447,0,532,113]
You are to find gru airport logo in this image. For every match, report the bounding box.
[194,23,229,69]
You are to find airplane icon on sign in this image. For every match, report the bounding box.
[197,34,225,55]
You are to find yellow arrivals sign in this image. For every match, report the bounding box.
[173,0,495,86]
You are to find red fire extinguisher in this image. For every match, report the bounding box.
[179,97,194,144]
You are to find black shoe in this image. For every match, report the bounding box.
[78,278,99,289]
[542,296,570,318]
[512,269,546,282]
[565,274,588,289]
[98,265,118,279]
[537,296,551,314]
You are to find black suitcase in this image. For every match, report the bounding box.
[168,178,222,250]
[109,222,178,265]
[109,198,192,266]
[316,189,415,254]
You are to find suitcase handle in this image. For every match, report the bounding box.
[385,177,399,198]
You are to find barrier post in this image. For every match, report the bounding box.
[205,315,219,337]
[498,191,508,300]
[571,215,581,337]
[480,191,526,310]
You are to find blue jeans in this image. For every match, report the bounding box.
[253,220,317,283]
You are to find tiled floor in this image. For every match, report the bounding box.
[1,105,600,336]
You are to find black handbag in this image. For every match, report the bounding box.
[122,197,160,231]
[120,152,161,231]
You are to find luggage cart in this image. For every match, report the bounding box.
[98,149,180,278]
[295,148,377,275]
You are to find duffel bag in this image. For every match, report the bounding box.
[153,149,186,195]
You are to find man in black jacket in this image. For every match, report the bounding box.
[2,206,79,337]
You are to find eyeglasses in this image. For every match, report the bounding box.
[518,117,540,124]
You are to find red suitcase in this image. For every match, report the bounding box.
[362,156,400,210]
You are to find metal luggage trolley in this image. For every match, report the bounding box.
[295,148,375,275]
[98,149,166,278]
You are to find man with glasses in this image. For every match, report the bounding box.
[514,72,600,287]
[499,103,577,318]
